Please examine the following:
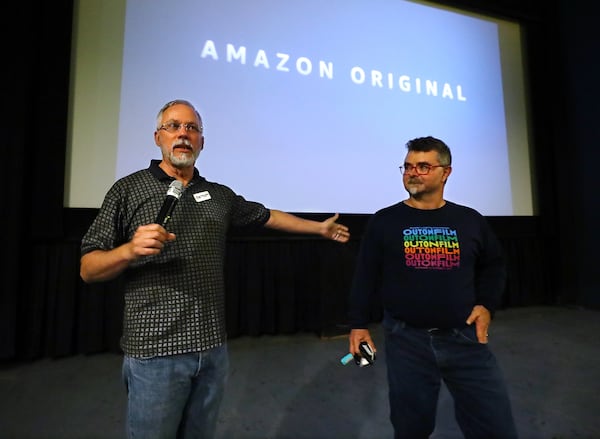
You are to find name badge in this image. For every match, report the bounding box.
[194,191,212,202]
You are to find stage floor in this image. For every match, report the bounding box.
[1,305,599,438]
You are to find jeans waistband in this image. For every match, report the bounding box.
[425,327,456,335]
[383,311,462,335]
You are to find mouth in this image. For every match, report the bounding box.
[173,144,193,153]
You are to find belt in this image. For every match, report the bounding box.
[383,313,461,335]
[425,327,456,335]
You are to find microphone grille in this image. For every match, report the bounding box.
[166,180,184,199]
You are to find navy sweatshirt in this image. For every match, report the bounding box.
[347,201,506,329]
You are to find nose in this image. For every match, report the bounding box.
[174,126,190,137]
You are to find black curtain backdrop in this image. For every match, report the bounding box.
[3,0,598,361]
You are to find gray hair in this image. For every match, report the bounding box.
[156,99,203,133]
[405,136,452,166]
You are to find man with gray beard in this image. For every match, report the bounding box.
[80,99,350,439]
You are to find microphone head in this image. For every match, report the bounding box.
[166,180,184,199]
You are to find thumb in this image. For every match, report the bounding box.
[465,309,476,325]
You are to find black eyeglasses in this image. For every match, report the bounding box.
[158,122,202,133]
[399,163,448,175]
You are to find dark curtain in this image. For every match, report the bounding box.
[6,211,553,361]
[2,0,74,359]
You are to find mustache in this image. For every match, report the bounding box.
[172,139,193,150]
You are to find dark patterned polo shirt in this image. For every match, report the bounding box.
[81,160,270,357]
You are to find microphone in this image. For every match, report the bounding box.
[155,180,184,227]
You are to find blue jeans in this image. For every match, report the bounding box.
[382,314,518,439]
[122,344,229,439]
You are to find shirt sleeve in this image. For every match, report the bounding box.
[347,214,383,328]
[80,182,126,256]
[229,192,270,228]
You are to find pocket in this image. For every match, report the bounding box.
[382,316,394,332]
[456,325,480,345]
[382,312,403,334]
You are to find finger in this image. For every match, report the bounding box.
[332,233,349,242]
[478,328,489,343]
[465,309,477,325]
[366,338,377,353]
[332,226,349,240]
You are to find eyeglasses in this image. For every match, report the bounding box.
[158,122,202,133]
[399,163,448,175]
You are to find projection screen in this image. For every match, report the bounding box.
[66,0,533,216]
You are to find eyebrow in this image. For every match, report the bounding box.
[162,119,200,126]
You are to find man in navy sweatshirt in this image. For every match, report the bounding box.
[347,136,518,439]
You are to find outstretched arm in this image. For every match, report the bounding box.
[264,210,350,242]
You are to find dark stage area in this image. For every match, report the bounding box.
[3,0,600,438]
[4,0,599,362]
[1,306,599,439]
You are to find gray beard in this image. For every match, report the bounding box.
[169,151,198,168]
[407,185,420,195]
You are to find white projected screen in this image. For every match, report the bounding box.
[66,0,533,215]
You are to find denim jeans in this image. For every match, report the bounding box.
[122,344,229,439]
[382,314,518,439]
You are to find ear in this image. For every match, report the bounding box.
[443,166,452,182]
[199,136,205,151]
[154,130,161,146]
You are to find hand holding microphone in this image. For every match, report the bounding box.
[126,180,184,259]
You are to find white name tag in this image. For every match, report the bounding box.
[194,191,212,202]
